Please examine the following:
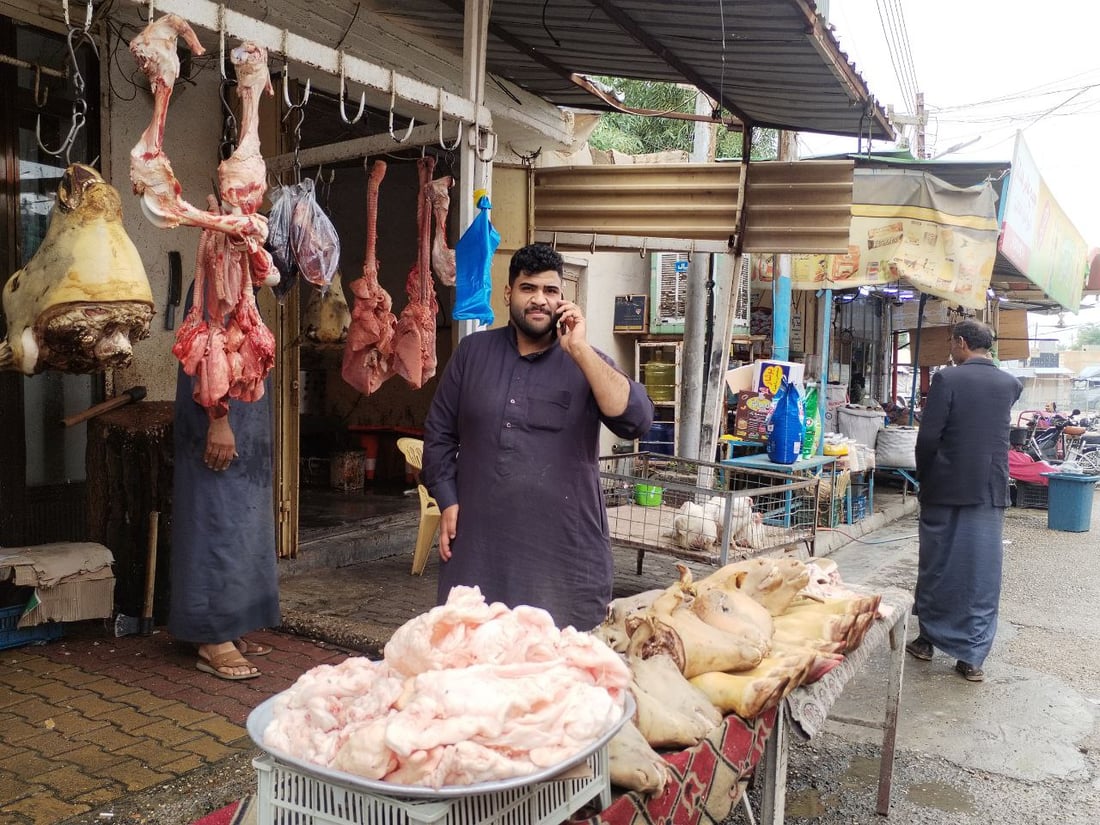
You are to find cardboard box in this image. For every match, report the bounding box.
[753,360,805,397]
[731,391,772,442]
[0,543,115,629]
[724,364,756,397]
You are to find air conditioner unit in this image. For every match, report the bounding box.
[649,252,690,334]
[732,254,751,334]
[651,253,752,335]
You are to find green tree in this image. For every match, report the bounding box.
[586,77,778,160]
[1071,323,1100,349]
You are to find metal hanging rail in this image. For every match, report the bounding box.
[149,0,492,130]
[0,53,67,79]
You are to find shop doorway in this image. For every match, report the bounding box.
[0,17,100,545]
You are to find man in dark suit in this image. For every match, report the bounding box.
[906,319,1023,683]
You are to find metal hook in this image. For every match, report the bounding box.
[337,53,366,125]
[63,0,95,32]
[35,114,80,162]
[33,65,48,108]
[590,233,597,254]
[316,165,335,211]
[218,5,228,80]
[687,240,695,262]
[36,17,96,163]
[388,70,415,143]
[281,68,311,109]
[476,128,498,163]
[437,88,463,150]
[280,33,312,108]
[550,232,558,251]
[639,238,648,259]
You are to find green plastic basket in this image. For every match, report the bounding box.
[634,483,664,507]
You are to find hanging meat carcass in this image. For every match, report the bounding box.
[426,175,456,286]
[392,156,440,389]
[153,37,276,414]
[0,164,154,374]
[129,14,271,265]
[214,40,278,287]
[341,160,397,394]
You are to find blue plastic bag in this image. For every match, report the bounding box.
[766,377,804,465]
[453,193,500,324]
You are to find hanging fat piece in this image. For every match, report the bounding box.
[0,164,154,374]
[304,270,351,343]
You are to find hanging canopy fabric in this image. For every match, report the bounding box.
[790,169,1000,309]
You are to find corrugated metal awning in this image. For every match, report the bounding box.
[533,160,855,254]
[369,0,893,140]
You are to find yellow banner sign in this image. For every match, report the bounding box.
[792,169,1000,309]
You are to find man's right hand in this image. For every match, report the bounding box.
[439,504,459,561]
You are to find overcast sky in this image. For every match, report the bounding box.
[800,0,1100,344]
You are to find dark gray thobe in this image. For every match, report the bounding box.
[423,326,654,631]
[168,284,280,644]
[914,356,1022,667]
[915,503,1004,666]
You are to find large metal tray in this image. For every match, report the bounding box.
[246,690,634,799]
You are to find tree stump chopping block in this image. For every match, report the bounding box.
[86,401,174,623]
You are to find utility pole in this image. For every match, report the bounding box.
[772,130,797,360]
[680,90,715,459]
[889,93,927,158]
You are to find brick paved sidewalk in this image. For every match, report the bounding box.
[0,624,352,825]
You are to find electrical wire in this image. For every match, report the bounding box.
[817,527,920,545]
[886,0,921,108]
[875,0,919,114]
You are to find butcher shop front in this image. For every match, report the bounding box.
[0,0,893,567]
[0,2,910,821]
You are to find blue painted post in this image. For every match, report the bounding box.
[772,254,792,360]
[818,289,833,454]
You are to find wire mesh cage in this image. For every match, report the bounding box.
[599,452,819,570]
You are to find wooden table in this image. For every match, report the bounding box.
[758,588,913,822]
[583,589,913,825]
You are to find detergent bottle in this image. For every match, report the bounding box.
[801,384,820,459]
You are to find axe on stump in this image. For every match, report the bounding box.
[114,511,159,637]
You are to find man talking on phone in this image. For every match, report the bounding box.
[422,243,654,630]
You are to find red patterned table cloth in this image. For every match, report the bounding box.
[580,707,777,825]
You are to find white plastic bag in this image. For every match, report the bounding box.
[290,178,341,293]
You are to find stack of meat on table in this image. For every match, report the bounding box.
[262,556,884,798]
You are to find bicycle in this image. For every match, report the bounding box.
[1059,431,1100,474]
[1014,407,1100,471]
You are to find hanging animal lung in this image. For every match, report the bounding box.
[0,164,154,375]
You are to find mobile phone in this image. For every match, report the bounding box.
[550,309,564,338]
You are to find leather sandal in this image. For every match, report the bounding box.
[235,638,272,656]
[196,647,260,681]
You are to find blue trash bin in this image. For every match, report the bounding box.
[1041,472,1100,532]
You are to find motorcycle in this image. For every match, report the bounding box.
[1015,409,1100,467]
